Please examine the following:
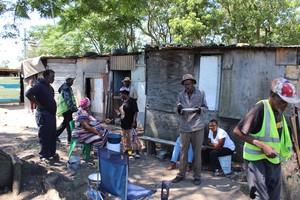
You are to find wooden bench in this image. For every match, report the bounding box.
[138,136,176,154]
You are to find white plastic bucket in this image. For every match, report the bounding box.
[107,133,121,152]
[218,155,232,175]
[87,173,102,200]
[88,173,101,190]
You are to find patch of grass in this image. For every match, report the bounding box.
[0,77,20,101]
[0,88,20,99]
[0,77,19,84]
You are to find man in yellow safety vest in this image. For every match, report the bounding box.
[57,75,78,143]
[234,78,300,200]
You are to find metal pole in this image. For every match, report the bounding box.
[23,28,26,59]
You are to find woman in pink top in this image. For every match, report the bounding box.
[72,97,111,156]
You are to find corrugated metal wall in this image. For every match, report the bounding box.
[144,48,297,152]
[110,55,136,70]
[76,58,108,118]
[47,58,77,101]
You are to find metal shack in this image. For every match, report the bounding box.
[144,46,300,160]
[21,53,146,129]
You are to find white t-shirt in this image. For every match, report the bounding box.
[208,127,235,151]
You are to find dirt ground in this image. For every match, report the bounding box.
[0,104,249,200]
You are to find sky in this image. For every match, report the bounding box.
[0,12,54,69]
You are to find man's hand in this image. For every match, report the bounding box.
[262,144,279,158]
[105,119,112,124]
[114,108,121,116]
[177,103,183,113]
[202,146,208,150]
[193,106,201,114]
[131,121,137,129]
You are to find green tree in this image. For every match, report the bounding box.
[138,0,173,45]
[168,0,224,45]
[218,0,300,45]
[57,0,146,53]
[27,25,93,56]
[2,0,300,57]
[0,0,66,39]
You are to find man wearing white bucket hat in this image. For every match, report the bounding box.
[234,78,300,200]
[122,77,138,100]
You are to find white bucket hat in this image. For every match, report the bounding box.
[181,74,197,85]
[65,74,76,81]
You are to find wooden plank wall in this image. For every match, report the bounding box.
[219,50,285,119]
[145,49,195,140]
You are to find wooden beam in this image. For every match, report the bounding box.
[138,136,175,154]
[290,115,300,167]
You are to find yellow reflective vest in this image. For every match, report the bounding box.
[57,90,76,117]
[243,100,292,164]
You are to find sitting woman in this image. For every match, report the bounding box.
[202,119,235,176]
[72,97,111,156]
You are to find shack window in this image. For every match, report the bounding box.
[198,56,221,111]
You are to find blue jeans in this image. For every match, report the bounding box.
[171,137,193,163]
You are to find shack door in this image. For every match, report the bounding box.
[89,78,105,117]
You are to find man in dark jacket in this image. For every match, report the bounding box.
[25,69,57,161]
[56,75,78,143]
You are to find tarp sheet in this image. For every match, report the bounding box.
[21,57,45,79]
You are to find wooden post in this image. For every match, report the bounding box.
[11,155,23,196]
[147,141,156,154]
[290,115,300,167]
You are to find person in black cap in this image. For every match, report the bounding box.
[56,74,78,143]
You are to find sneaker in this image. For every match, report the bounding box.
[166,162,176,170]
[171,176,184,183]
[193,178,201,185]
[135,154,140,159]
[214,169,225,177]
[49,153,60,161]
[39,157,50,164]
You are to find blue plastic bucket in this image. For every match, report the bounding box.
[107,133,122,144]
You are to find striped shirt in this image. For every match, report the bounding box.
[72,109,106,137]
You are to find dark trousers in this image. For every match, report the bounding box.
[245,159,281,200]
[35,110,57,159]
[57,110,73,142]
[202,147,233,170]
